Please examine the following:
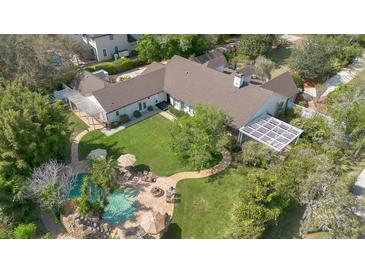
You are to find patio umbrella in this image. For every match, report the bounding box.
[140,210,166,235]
[87,148,107,159]
[117,153,136,167]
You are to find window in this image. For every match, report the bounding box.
[114,46,118,53]
[138,102,142,111]
[116,111,119,116]
[143,102,147,109]
[90,49,95,56]
[102,49,107,57]
[109,34,114,40]
[155,99,158,103]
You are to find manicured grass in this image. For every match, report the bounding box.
[78,115,191,176]
[163,169,245,239]
[65,111,88,162]
[265,46,293,78]
[67,111,88,138]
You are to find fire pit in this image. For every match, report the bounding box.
[151,187,164,197]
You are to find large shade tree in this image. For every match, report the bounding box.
[238,34,275,59]
[0,35,82,90]
[170,104,230,170]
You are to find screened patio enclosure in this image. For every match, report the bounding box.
[54,88,105,130]
[238,115,303,152]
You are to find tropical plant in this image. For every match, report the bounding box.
[89,157,119,193]
[13,223,37,239]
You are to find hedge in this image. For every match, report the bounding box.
[85,58,141,75]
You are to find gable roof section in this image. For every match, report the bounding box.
[72,71,109,96]
[93,67,165,113]
[193,49,227,69]
[261,71,299,98]
[164,56,273,127]
[90,55,298,128]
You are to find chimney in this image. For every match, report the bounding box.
[233,73,244,88]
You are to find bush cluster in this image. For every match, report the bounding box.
[86,58,141,75]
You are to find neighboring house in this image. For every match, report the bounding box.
[58,52,300,150]
[73,34,142,61]
[191,49,228,72]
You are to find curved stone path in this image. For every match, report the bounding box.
[169,149,231,182]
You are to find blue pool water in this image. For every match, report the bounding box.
[68,173,137,224]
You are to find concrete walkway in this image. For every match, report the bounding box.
[70,129,90,173]
[322,53,365,97]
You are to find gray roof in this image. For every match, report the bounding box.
[261,71,298,98]
[90,55,298,128]
[193,49,227,69]
[72,71,109,96]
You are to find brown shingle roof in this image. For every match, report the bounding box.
[72,71,108,96]
[91,55,297,128]
[93,67,165,113]
[261,71,299,98]
[164,56,273,127]
[193,49,227,69]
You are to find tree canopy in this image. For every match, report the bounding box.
[0,35,82,90]
[254,56,274,81]
[170,104,230,170]
[238,35,275,60]
[135,34,212,63]
[0,80,71,177]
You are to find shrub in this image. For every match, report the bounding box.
[119,114,130,124]
[291,73,304,90]
[133,110,142,118]
[147,105,153,111]
[168,106,188,118]
[14,223,37,239]
[237,140,277,169]
[85,58,139,75]
[111,121,119,128]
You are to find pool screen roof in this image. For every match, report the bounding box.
[239,115,303,152]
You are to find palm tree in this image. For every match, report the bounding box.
[90,157,119,193]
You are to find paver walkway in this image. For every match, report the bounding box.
[169,149,231,182]
[71,129,90,173]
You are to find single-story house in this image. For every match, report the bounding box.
[59,52,301,151]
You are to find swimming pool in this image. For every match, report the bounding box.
[68,173,138,224]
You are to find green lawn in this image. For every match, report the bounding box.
[78,115,191,176]
[163,168,245,239]
[65,111,88,162]
[266,46,293,78]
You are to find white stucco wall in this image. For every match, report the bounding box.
[170,95,194,115]
[248,94,289,124]
[106,92,167,122]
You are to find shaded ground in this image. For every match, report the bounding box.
[78,115,195,177]
[163,169,244,239]
[265,46,293,78]
[263,206,304,239]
